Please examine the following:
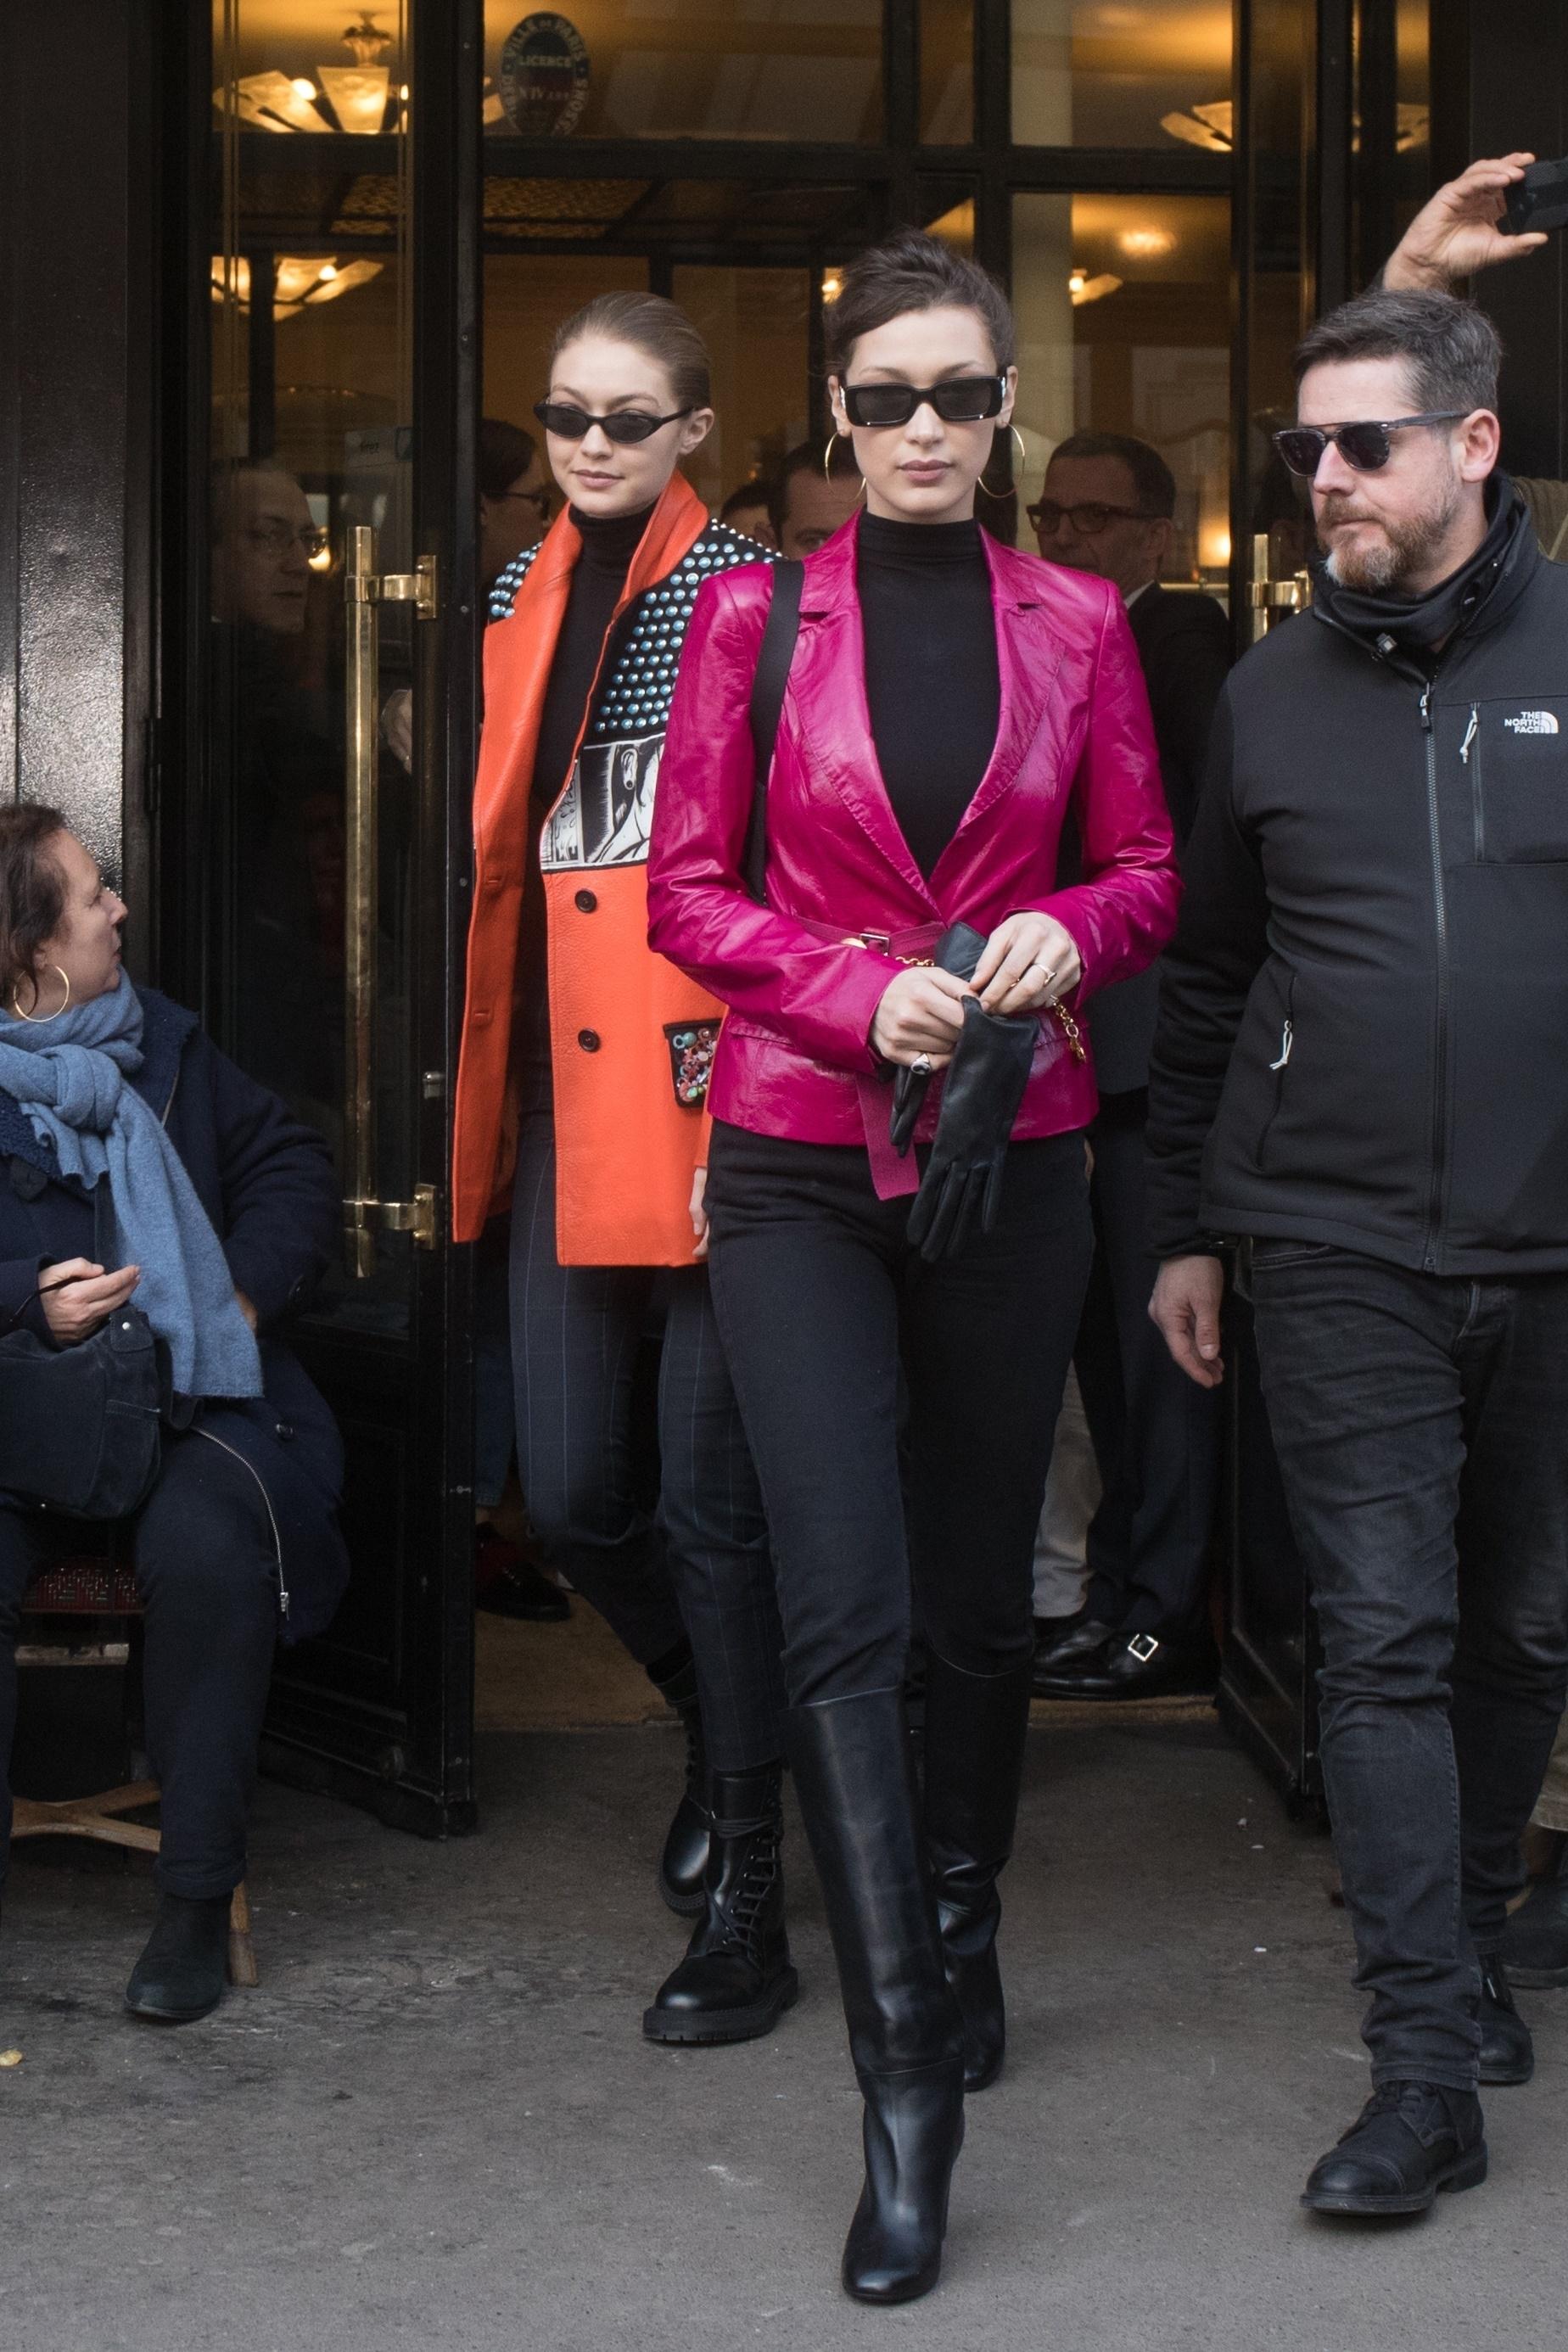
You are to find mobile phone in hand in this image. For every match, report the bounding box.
[1502,157,1568,238]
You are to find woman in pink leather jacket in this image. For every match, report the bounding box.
[648,231,1179,2304]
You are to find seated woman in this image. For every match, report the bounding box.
[0,806,347,2024]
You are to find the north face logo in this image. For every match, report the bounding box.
[1504,710,1560,736]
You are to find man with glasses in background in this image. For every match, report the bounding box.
[1146,286,1568,2217]
[1030,435,1229,1700]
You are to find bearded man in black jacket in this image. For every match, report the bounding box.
[1146,287,1568,2220]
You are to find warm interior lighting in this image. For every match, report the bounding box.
[307,540,334,574]
[821,268,843,304]
[1161,99,1233,152]
[291,77,317,99]
[1199,519,1232,570]
[210,255,384,321]
[216,16,396,137]
[1069,268,1123,307]
[1118,226,1177,259]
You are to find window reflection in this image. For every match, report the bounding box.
[1013,0,1232,151]
[1012,193,1230,585]
[483,0,882,143]
[921,0,974,143]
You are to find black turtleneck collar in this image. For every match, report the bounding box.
[569,501,655,573]
[1312,473,1534,661]
[859,511,986,569]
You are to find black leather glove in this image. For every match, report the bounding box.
[906,994,1036,1263]
[889,921,988,1156]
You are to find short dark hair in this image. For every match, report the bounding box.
[1293,288,1501,417]
[0,804,69,1004]
[479,417,538,501]
[1046,431,1176,519]
[768,436,862,535]
[720,479,774,525]
[550,291,712,414]
[825,230,1016,377]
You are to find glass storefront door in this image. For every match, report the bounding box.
[205,0,479,1834]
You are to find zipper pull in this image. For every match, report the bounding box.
[1268,1019,1293,1072]
[1459,704,1478,765]
[1420,684,1433,732]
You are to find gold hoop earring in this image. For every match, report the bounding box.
[9,964,71,1024]
[1008,423,1028,473]
[823,431,846,485]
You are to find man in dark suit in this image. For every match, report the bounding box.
[1029,433,1230,1698]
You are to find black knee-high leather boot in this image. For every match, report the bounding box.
[922,1649,1034,2092]
[787,1687,966,2305]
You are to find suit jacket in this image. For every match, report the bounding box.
[1088,581,1230,1093]
[647,513,1179,1151]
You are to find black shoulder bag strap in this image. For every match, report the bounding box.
[742,560,804,904]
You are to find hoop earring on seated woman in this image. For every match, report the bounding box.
[9,964,72,1023]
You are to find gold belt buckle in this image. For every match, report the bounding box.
[843,930,932,967]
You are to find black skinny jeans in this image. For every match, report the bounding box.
[704,1123,1094,1704]
[0,1431,282,1901]
[509,1110,783,1769]
[1248,1242,1568,2091]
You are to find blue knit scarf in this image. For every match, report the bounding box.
[0,976,263,1398]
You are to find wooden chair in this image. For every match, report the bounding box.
[12,1554,257,1986]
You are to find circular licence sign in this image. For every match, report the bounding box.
[499,14,591,137]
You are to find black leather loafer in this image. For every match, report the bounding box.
[1477,1955,1534,2086]
[1302,2081,1487,2215]
[1037,1628,1218,1703]
[1030,1616,1116,1694]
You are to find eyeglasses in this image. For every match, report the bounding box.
[246,522,330,558]
[1273,411,1469,479]
[840,376,1007,428]
[533,400,692,445]
[1028,500,1159,536]
[498,486,552,521]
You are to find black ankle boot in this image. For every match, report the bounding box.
[650,1655,709,1916]
[922,1650,1033,2093]
[787,1688,966,2305]
[643,1764,798,2045]
[1501,1831,1568,1987]
[1302,2081,1487,2215]
[125,1891,232,2023]
[1477,1953,1534,2086]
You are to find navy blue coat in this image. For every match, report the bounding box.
[0,989,349,1643]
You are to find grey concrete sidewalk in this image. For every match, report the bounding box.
[3,1712,1564,2352]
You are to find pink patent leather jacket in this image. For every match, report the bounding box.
[647,513,1179,1156]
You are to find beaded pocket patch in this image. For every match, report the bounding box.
[664,1020,720,1108]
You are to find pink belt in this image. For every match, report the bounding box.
[793,917,948,1201]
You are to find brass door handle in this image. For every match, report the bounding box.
[1247,532,1313,645]
[342,524,440,1277]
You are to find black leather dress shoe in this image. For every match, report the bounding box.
[1031,1616,1115,1694]
[1302,2081,1487,2215]
[1477,1955,1534,2086]
[1036,1628,1218,1703]
[125,1892,232,2023]
[473,1525,570,1622]
[1501,1832,1568,1987]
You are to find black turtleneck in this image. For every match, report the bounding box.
[518,503,652,1093]
[532,503,652,816]
[857,511,1000,879]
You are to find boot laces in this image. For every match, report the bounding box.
[714,1822,779,1956]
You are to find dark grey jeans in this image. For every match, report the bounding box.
[1248,1241,1568,2090]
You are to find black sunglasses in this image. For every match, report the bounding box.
[1273,411,1468,479]
[534,400,692,445]
[1028,499,1160,536]
[841,375,1007,428]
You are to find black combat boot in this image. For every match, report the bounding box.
[1302,2081,1487,2215]
[922,1649,1033,2092]
[1501,1831,1568,1987]
[643,1763,798,2044]
[787,1688,966,2305]
[650,1653,709,1916]
[125,1891,232,2023]
[1477,1953,1534,2086]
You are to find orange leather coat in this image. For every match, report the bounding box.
[451,473,765,1262]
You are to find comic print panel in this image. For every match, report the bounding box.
[540,733,664,871]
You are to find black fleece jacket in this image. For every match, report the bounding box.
[1146,479,1568,1275]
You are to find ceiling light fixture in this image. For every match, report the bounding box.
[1160,99,1232,153]
[1069,268,1123,306]
[218,15,400,137]
[210,255,384,321]
[1118,225,1176,259]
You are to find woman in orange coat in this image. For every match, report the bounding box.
[451,295,792,2043]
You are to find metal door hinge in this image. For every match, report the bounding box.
[348,551,439,619]
[344,1182,439,1271]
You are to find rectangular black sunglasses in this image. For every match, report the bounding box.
[534,400,692,445]
[842,375,1007,428]
[1273,411,1467,478]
